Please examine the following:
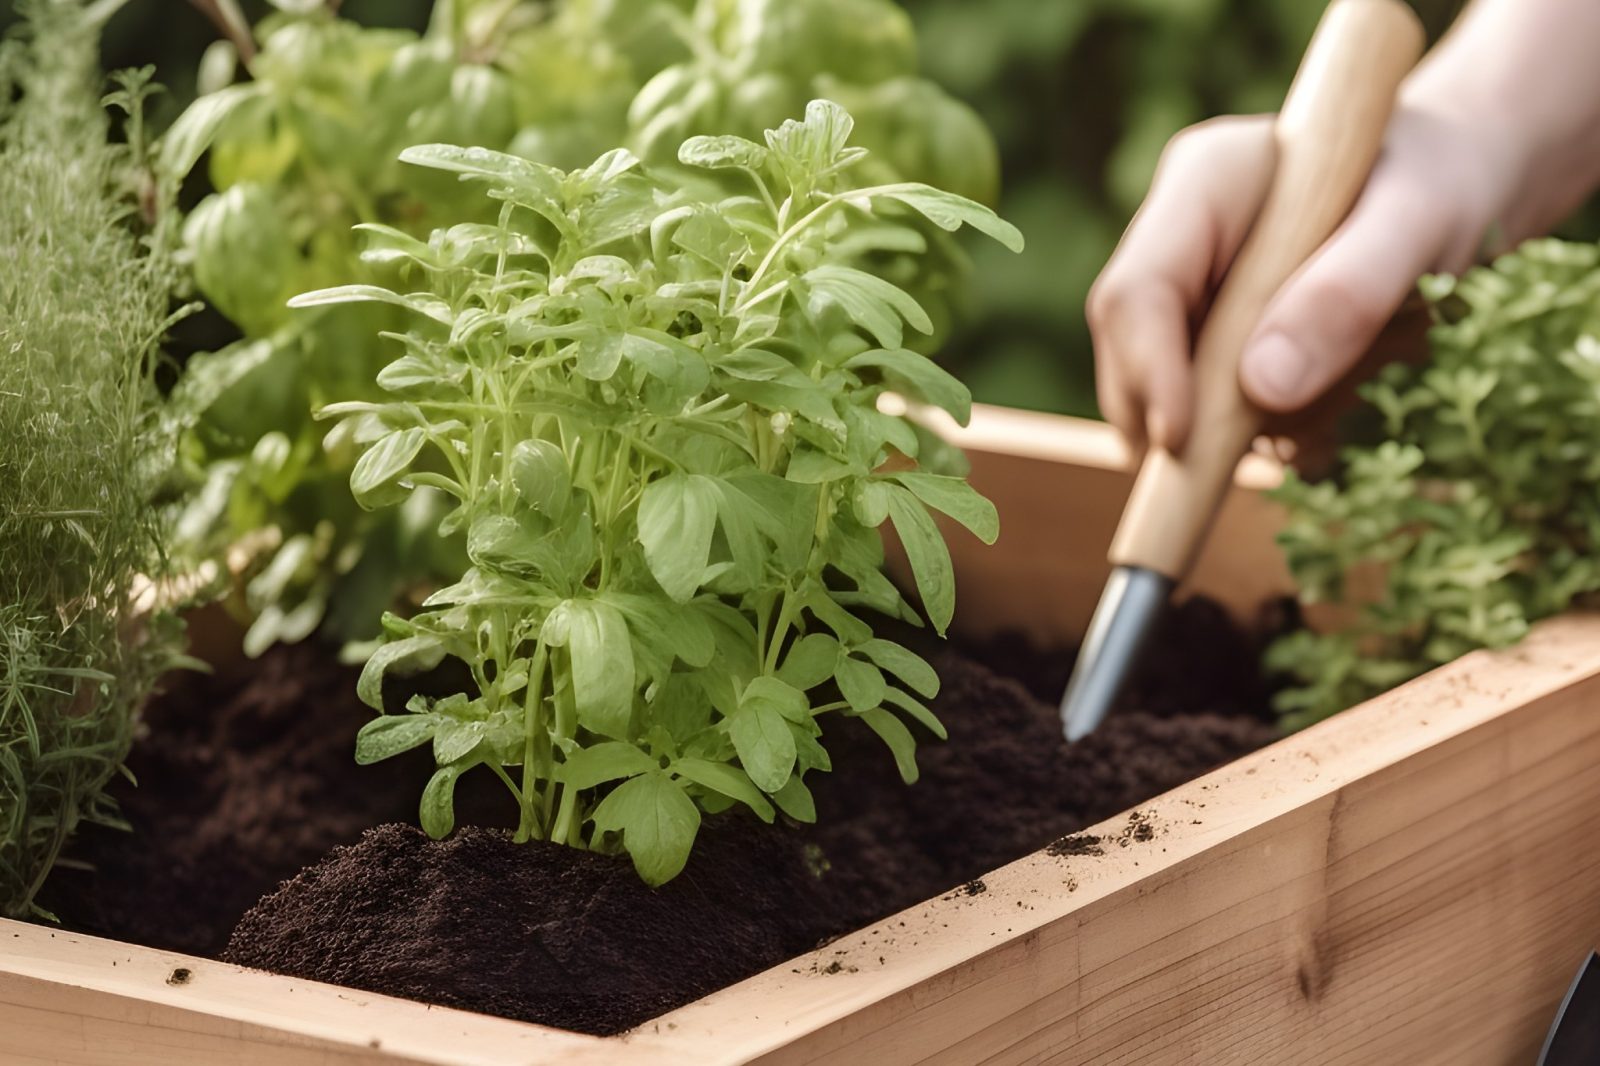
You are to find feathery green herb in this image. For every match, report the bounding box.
[308,101,1020,884]
[1270,238,1600,728]
[0,1,187,918]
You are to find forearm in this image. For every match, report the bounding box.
[1402,0,1600,243]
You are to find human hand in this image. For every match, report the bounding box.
[1086,0,1600,458]
[1087,105,1512,457]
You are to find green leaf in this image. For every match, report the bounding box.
[287,285,453,325]
[777,633,840,690]
[637,473,720,603]
[852,480,892,527]
[433,719,490,764]
[350,428,427,509]
[729,701,796,793]
[766,98,857,171]
[591,771,700,885]
[835,655,887,712]
[355,715,436,765]
[884,686,947,740]
[399,143,562,201]
[559,742,657,790]
[845,348,972,425]
[672,757,775,821]
[861,182,1026,252]
[804,264,931,348]
[420,764,462,838]
[771,774,817,823]
[356,634,447,711]
[742,675,811,723]
[786,447,856,484]
[886,484,955,634]
[859,707,919,784]
[511,439,571,517]
[572,333,623,381]
[158,82,260,179]
[892,473,999,544]
[679,134,769,170]
[546,599,636,740]
[857,639,940,698]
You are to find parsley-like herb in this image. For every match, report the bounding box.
[307,101,1021,884]
[1271,238,1600,728]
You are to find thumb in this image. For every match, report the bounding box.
[1239,178,1450,413]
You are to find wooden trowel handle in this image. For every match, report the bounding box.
[1108,0,1425,578]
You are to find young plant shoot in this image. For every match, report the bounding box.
[1271,239,1600,727]
[305,101,1021,884]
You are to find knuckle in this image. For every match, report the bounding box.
[1296,275,1390,341]
[1158,114,1272,175]
[1085,277,1138,334]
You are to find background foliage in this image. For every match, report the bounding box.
[39,0,1490,423]
[0,0,187,918]
[1270,239,1600,725]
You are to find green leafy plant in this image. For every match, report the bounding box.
[303,100,1020,883]
[1269,238,1600,728]
[165,0,1000,661]
[0,0,188,918]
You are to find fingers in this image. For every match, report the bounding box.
[1239,158,1454,413]
[1089,116,1276,452]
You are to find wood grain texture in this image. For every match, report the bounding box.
[3,405,1597,1066]
[631,614,1600,1066]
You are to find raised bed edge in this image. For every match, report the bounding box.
[5,406,1598,1066]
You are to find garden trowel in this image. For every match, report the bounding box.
[1060,0,1425,742]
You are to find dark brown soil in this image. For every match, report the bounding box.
[225,821,843,1034]
[50,595,1281,1037]
[38,641,430,956]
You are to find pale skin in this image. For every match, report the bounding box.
[1090,0,1600,455]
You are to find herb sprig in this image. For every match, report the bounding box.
[0,1,187,918]
[305,101,1021,883]
[1271,239,1600,727]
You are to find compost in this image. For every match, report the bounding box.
[45,598,1282,1035]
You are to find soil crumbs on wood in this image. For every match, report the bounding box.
[55,597,1283,1036]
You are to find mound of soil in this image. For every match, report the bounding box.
[216,598,1279,1035]
[226,821,843,1034]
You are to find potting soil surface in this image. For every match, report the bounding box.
[42,597,1286,1036]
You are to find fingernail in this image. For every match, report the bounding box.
[1242,333,1310,406]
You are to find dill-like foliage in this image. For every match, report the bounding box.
[0,0,186,919]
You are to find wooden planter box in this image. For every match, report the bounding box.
[6,404,1600,1065]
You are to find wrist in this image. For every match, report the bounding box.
[1399,1,1600,245]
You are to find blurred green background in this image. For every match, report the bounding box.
[30,0,1591,418]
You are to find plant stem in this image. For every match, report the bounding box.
[514,640,549,842]
[186,0,256,66]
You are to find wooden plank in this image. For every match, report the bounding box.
[0,923,625,1066]
[618,613,1600,1066]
